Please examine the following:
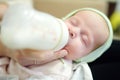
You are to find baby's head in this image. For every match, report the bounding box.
[63,8,113,63]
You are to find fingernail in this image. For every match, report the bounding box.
[61,50,68,55]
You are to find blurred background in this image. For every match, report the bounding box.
[0,0,120,40]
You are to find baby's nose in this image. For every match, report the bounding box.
[70,27,81,38]
[69,29,78,39]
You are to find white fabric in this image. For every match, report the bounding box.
[0,57,93,80]
[71,63,93,80]
[0,57,9,75]
[8,59,72,80]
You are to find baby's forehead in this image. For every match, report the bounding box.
[75,10,108,27]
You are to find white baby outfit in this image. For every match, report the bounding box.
[0,57,72,80]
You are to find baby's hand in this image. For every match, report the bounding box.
[16,49,68,66]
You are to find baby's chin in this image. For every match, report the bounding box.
[64,54,77,61]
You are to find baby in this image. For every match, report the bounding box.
[0,5,113,80]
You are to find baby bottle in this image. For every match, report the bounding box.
[1,4,69,51]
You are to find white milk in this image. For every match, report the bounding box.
[1,4,69,51]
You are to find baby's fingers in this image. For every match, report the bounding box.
[54,50,68,59]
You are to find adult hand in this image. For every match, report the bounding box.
[0,3,8,21]
[9,49,68,67]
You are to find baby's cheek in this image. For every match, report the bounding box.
[64,51,77,60]
[66,50,84,60]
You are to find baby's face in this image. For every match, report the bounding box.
[64,10,109,60]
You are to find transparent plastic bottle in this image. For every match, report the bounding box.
[1,4,69,51]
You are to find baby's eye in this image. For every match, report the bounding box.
[70,18,79,26]
[81,33,89,46]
